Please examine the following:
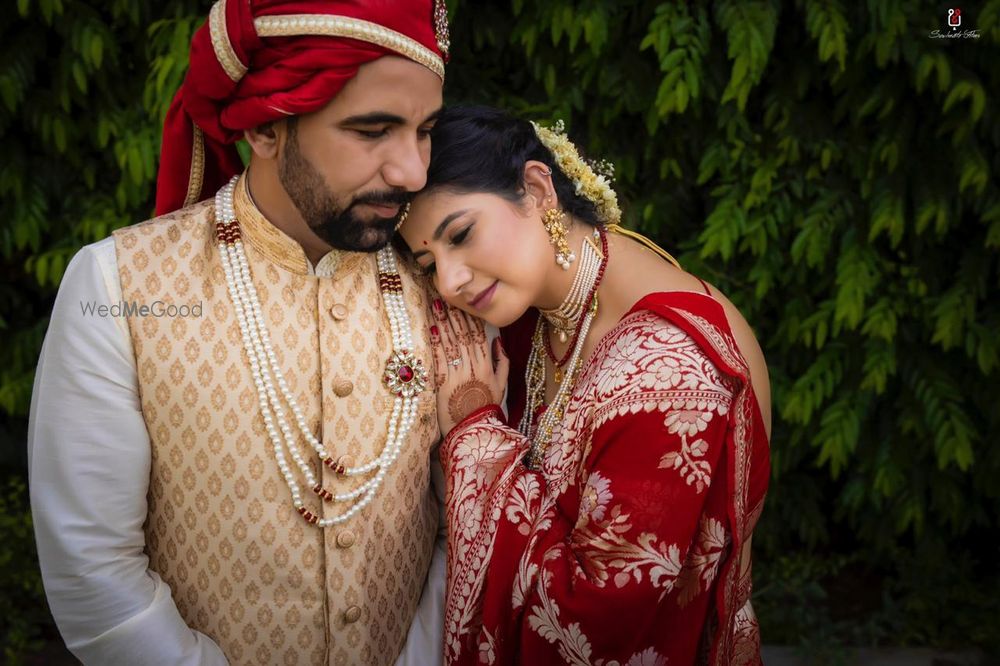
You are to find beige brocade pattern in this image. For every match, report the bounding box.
[113,190,439,666]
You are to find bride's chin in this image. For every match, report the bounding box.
[488,308,528,329]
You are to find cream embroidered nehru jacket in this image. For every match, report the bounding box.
[28,173,443,666]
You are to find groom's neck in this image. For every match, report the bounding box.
[246,160,335,267]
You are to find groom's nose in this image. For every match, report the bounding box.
[381,134,430,193]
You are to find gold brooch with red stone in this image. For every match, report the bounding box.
[384,349,428,398]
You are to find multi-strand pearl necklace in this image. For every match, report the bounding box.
[539,228,602,344]
[215,176,428,527]
[520,227,608,469]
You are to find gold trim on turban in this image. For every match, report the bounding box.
[209,0,248,82]
[183,126,206,208]
[254,14,446,80]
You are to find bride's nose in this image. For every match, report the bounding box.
[435,256,473,300]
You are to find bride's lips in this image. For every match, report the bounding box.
[468,280,498,310]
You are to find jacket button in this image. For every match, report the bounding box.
[336,531,356,548]
[330,303,348,320]
[344,605,362,623]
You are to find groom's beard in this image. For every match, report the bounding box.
[279,125,410,253]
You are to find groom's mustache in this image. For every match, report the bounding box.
[349,189,411,212]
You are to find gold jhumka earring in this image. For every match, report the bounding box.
[542,208,575,269]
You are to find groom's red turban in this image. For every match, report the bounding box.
[155,0,450,216]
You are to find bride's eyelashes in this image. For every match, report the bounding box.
[450,224,473,246]
[419,224,474,277]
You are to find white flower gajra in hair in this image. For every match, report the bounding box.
[531,119,622,226]
[532,119,682,269]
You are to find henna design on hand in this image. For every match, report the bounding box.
[453,311,474,346]
[447,379,494,425]
[472,320,487,345]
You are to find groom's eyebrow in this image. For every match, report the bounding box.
[339,111,407,126]
[340,108,442,126]
[422,108,442,125]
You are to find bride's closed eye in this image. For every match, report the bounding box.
[449,224,473,246]
[418,224,474,276]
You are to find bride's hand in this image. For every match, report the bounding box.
[429,298,509,435]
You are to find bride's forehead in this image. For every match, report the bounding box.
[414,190,511,213]
[410,191,466,221]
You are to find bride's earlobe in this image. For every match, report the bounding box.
[522,160,556,211]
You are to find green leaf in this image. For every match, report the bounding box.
[931,284,974,350]
[717,1,778,110]
[805,0,849,71]
[91,33,104,69]
[860,340,897,394]
[943,80,986,122]
[52,117,67,152]
[699,196,745,261]
[782,345,844,424]
[958,150,989,196]
[861,298,898,341]
[834,237,879,330]
[867,190,905,247]
[814,395,861,478]
[660,48,685,72]
[72,61,87,93]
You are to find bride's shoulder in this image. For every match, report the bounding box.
[691,282,772,437]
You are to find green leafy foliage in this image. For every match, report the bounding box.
[0,1,204,659]
[0,477,50,664]
[2,0,999,658]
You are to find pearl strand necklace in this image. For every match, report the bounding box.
[521,296,598,469]
[215,177,428,527]
[520,227,608,469]
[538,229,602,343]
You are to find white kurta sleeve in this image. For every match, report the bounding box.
[28,237,228,665]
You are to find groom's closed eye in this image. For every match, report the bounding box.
[355,127,391,139]
[341,109,439,141]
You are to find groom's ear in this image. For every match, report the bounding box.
[522,160,557,211]
[244,121,282,160]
